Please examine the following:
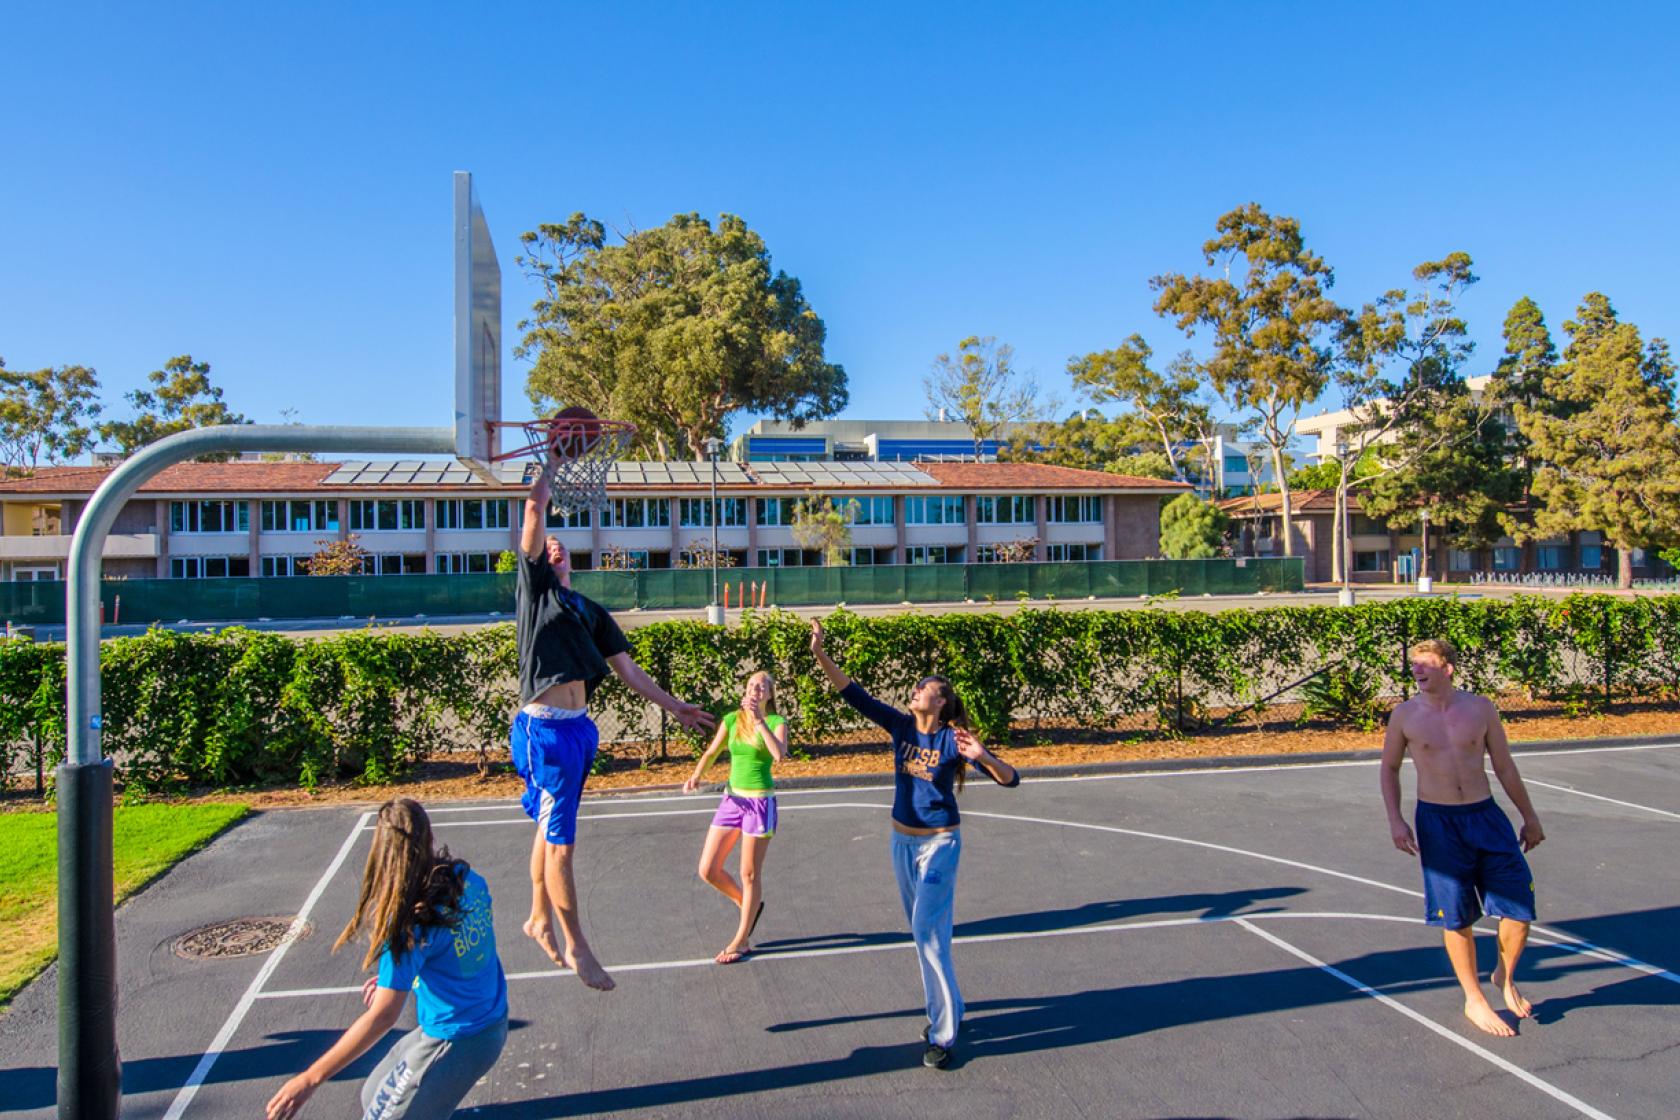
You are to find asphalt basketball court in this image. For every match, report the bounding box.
[3,739,1676,1120]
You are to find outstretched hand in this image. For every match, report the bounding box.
[672,702,717,733]
[809,618,826,656]
[953,727,986,761]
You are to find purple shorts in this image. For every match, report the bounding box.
[710,790,778,837]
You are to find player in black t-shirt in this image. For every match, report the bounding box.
[513,462,714,991]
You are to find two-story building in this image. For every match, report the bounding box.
[0,459,1189,581]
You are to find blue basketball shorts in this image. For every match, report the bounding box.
[511,706,599,846]
[1416,797,1536,929]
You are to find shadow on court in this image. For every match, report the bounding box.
[461,937,1671,1118]
[758,886,1307,953]
[0,1021,534,1115]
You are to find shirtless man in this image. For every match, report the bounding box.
[1381,638,1545,1037]
[514,461,715,990]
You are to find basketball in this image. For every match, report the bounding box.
[549,406,604,460]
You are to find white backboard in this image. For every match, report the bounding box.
[453,171,501,468]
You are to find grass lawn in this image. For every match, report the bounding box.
[0,802,249,1008]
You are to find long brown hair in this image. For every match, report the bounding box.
[335,799,468,970]
[918,674,972,791]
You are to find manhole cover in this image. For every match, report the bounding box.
[174,916,309,960]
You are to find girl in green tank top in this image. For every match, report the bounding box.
[683,671,789,963]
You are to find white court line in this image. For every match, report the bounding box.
[256,910,1427,999]
[1524,778,1680,821]
[162,810,373,1120]
[409,739,1680,814]
[402,801,888,831]
[1236,919,1618,1120]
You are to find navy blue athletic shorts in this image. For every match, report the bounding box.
[1416,797,1536,929]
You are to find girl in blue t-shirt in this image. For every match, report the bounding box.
[266,799,509,1120]
[808,618,1019,1070]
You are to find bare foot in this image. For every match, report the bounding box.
[1491,965,1534,1019]
[1464,998,1516,1037]
[522,919,565,967]
[563,945,616,991]
[714,943,751,965]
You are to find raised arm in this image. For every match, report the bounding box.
[954,727,1019,787]
[1484,700,1544,851]
[808,618,851,691]
[266,984,407,1119]
[606,651,718,733]
[683,720,731,794]
[1380,707,1417,855]
[520,462,553,559]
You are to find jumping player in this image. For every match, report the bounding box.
[266,799,507,1120]
[808,618,1019,1069]
[683,670,789,963]
[1381,638,1545,1037]
[515,450,715,991]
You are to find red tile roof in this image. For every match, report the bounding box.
[1217,489,1360,515]
[0,462,339,495]
[916,461,1191,491]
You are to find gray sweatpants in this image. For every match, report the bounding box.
[360,1016,508,1120]
[892,828,963,1048]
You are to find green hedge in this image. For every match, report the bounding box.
[3,594,1678,794]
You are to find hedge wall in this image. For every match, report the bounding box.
[3,594,1678,794]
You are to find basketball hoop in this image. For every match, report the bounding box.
[490,409,635,517]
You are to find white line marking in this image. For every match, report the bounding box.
[162,810,373,1120]
[1524,778,1680,821]
[406,802,889,831]
[256,910,1424,998]
[1235,918,1619,1120]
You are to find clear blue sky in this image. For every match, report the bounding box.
[4,1,1677,453]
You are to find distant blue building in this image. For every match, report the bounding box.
[731,418,1028,463]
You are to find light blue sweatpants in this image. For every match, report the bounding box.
[892,828,963,1048]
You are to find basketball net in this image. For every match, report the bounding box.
[492,417,636,518]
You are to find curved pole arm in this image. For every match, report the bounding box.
[65,424,453,765]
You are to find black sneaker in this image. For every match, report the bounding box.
[922,1042,952,1069]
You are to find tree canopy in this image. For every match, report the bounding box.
[98,355,247,457]
[1158,493,1229,559]
[1151,204,1341,556]
[516,212,847,461]
[1066,336,1212,481]
[0,358,103,470]
[924,335,1042,457]
[1515,293,1680,587]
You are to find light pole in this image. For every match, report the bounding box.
[703,437,724,625]
[1336,436,1355,607]
[1417,507,1433,593]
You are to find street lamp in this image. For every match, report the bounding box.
[1417,506,1433,594]
[703,437,724,625]
[1336,436,1355,607]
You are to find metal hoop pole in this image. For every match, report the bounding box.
[61,424,453,1120]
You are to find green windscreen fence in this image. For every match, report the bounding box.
[0,558,1302,627]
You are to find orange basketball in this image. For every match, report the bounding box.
[549,406,603,460]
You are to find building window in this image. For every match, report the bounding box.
[1448,549,1475,571]
[1580,545,1602,570]
[754,498,798,526]
[1536,545,1567,570]
[678,498,748,528]
[1046,543,1099,562]
[1350,514,1388,536]
[836,496,894,525]
[903,496,966,525]
[1353,550,1390,573]
[975,495,1034,524]
[347,500,425,532]
[756,548,819,568]
[1044,496,1102,524]
[170,555,251,578]
[434,552,495,574]
[259,555,308,577]
[170,501,249,534]
[1492,546,1521,571]
[545,506,592,529]
[260,500,338,533]
[601,499,670,528]
[905,545,960,565]
[844,547,888,566]
[1223,454,1249,474]
[435,499,510,531]
[364,553,427,575]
